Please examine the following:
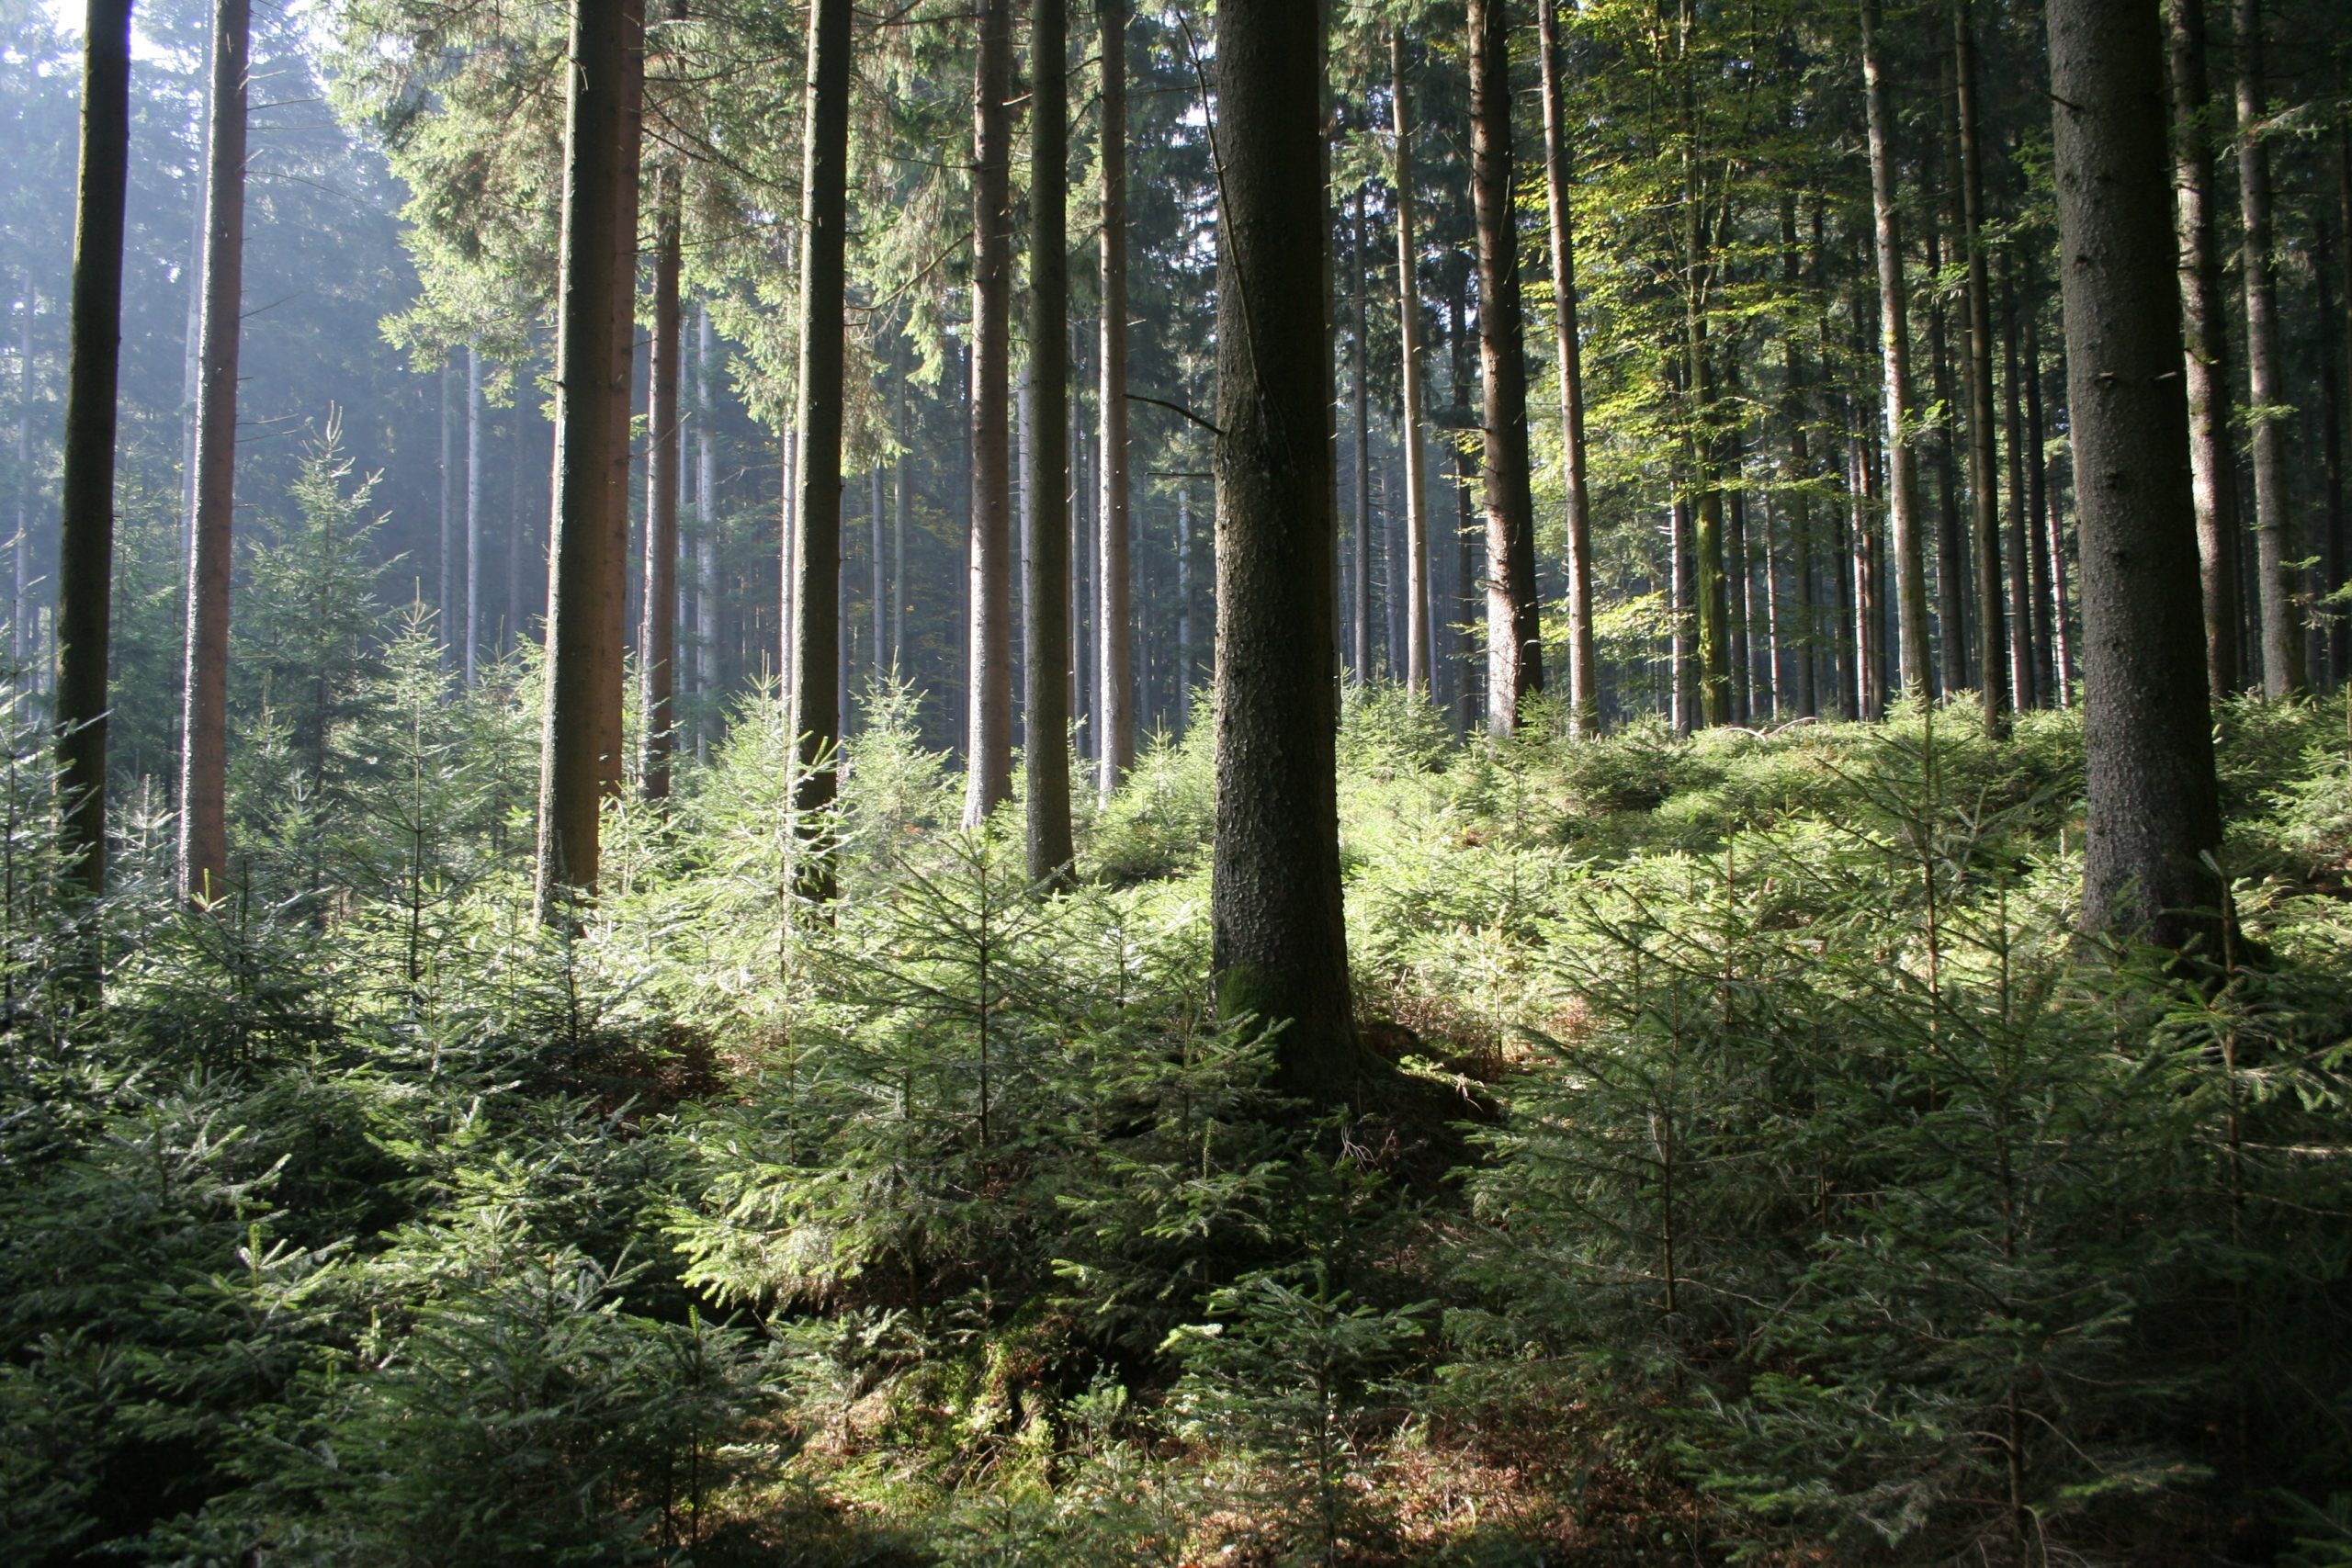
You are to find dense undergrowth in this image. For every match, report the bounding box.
[6,496,2352,1564]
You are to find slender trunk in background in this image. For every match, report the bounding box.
[1535,4,1595,732]
[1469,0,1542,733]
[176,0,247,906]
[1448,280,1480,736]
[1023,0,1073,877]
[438,362,455,648]
[786,0,852,902]
[963,0,1013,825]
[2234,0,2304,696]
[1955,0,2007,735]
[1782,204,1819,721]
[1211,0,1360,1099]
[1669,499,1692,734]
[2336,118,2352,682]
[1350,184,1372,683]
[696,304,718,748]
[2022,287,2057,702]
[463,349,482,684]
[2046,0,2222,950]
[2319,210,2345,687]
[506,401,523,658]
[1098,0,1133,792]
[1928,175,1970,689]
[1850,418,1881,719]
[1391,34,1431,698]
[2167,0,2243,697]
[1860,0,1932,700]
[891,387,907,672]
[639,166,682,798]
[1833,427,1858,719]
[15,274,31,671]
[868,467,883,701]
[1761,492,1781,715]
[533,0,631,919]
[56,0,133,900]
[2038,334,2076,703]
[1727,431,1751,724]
[1999,259,2037,708]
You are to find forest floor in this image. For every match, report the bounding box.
[6,679,2352,1566]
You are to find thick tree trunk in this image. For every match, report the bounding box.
[639,167,682,798]
[1954,0,2007,735]
[1860,0,1932,701]
[1023,0,1073,877]
[786,0,852,902]
[1469,0,1542,734]
[176,0,246,906]
[2167,0,2243,699]
[963,0,1014,824]
[1534,4,1595,733]
[56,0,133,900]
[534,0,634,918]
[2233,0,2304,697]
[1211,0,1360,1100]
[2046,0,2223,949]
[1098,0,1133,791]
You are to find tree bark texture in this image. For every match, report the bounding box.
[1535,3,1595,733]
[1955,0,2008,735]
[1210,0,1361,1100]
[534,0,633,918]
[1097,0,1133,793]
[1023,0,1074,878]
[963,0,1013,825]
[2233,0,2305,697]
[1860,0,1932,701]
[2046,0,2224,950]
[176,0,246,906]
[640,167,682,799]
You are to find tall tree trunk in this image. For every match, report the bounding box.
[1350,184,1373,684]
[534,0,634,918]
[2021,285,2057,703]
[786,0,851,902]
[56,0,132,901]
[2167,0,2243,698]
[2320,208,2346,688]
[16,275,32,671]
[1860,0,1933,700]
[177,23,211,561]
[1999,257,2038,708]
[1211,0,1360,1099]
[1098,0,1133,792]
[963,0,1013,824]
[2046,0,2222,949]
[891,393,907,673]
[1534,4,1595,733]
[465,348,482,685]
[1448,279,1480,736]
[1023,0,1073,876]
[1176,483,1193,717]
[1727,429,1752,724]
[1928,196,1970,694]
[176,0,246,906]
[507,396,524,658]
[1391,36,1432,699]
[695,305,717,749]
[2336,118,2352,683]
[1470,0,1543,733]
[438,360,454,650]
[639,165,682,798]
[2233,0,2304,697]
[602,2,644,795]
[1954,0,2007,735]
[1783,202,1819,721]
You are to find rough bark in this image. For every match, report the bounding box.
[2046,0,2223,949]
[1954,0,2007,735]
[534,0,632,918]
[1023,0,1074,878]
[1534,3,1595,732]
[1097,0,1133,791]
[1448,279,1480,736]
[2166,0,2243,698]
[786,0,852,903]
[176,0,246,906]
[962,0,1014,824]
[2233,0,2305,697]
[1210,0,1361,1100]
[1860,0,1932,700]
[1469,0,1543,733]
[56,0,133,900]
[640,165,682,799]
